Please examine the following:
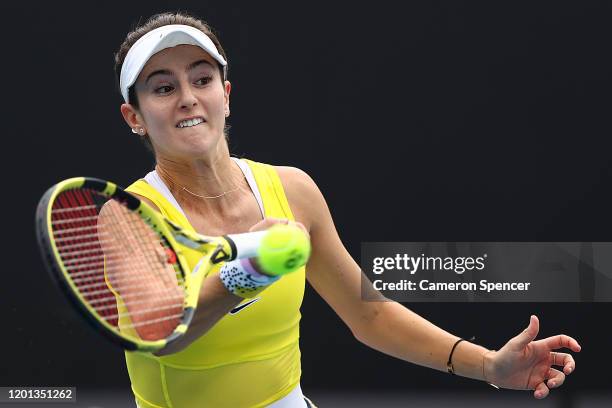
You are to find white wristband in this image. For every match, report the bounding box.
[219,258,280,298]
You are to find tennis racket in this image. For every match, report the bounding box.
[35,177,308,352]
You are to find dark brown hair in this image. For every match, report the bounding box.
[114,12,230,150]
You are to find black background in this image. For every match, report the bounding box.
[3,0,611,401]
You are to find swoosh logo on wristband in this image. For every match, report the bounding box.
[229,297,261,315]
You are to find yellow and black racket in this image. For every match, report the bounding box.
[35,177,309,352]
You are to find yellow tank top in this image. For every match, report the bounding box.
[123,159,305,408]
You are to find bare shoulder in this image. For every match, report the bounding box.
[274,166,326,231]
[275,166,319,195]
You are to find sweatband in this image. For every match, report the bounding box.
[220,258,280,298]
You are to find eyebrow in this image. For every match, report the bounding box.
[145,59,214,84]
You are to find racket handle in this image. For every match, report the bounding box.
[226,231,267,259]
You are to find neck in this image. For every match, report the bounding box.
[155,148,244,204]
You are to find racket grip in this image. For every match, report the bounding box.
[226,231,267,260]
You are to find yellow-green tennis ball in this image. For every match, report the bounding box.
[257,224,311,276]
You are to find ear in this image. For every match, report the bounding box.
[224,80,232,116]
[120,103,146,133]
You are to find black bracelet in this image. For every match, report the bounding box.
[447,336,476,375]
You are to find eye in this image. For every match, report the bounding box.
[154,85,174,95]
[195,76,213,86]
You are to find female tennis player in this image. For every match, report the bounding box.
[114,12,581,408]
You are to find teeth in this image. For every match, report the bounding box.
[178,118,204,128]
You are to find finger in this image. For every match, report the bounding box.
[546,368,566,389]
[533,382,550,399]
[509,315,540,351]
[550,351,573,367]
[542,334,582,353]
[552,352,577,375]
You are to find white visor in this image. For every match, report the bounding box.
[119,24,227,103]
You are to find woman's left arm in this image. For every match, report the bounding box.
[277,166,581,399]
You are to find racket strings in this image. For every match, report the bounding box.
[90,294,184,312]
[94,302,186,324]
[52,189,115,321]
[64,239,184,303]
[52,204,97,213]
[52,215,99,225]
[63,258,132,274]
[124,312,187,330]
[106,200,185,289]
[51,188,186,340]
[54,231,106,243]
[52,224,101,236]
[72,269,185,288]
[102,199,186,338]
[61,253,164,270]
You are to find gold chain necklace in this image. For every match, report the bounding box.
[157,165,240,199]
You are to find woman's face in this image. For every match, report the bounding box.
[130,44,230,159]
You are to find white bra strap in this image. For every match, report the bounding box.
[232,157,265,218]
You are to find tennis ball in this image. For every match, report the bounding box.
[257,223,311,276]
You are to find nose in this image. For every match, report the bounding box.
[178,84,198,109]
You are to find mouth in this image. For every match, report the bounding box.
[176,117,206,129]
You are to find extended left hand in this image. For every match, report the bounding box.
[484,315,581,399]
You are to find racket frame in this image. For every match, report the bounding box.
[36,177,236,352]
